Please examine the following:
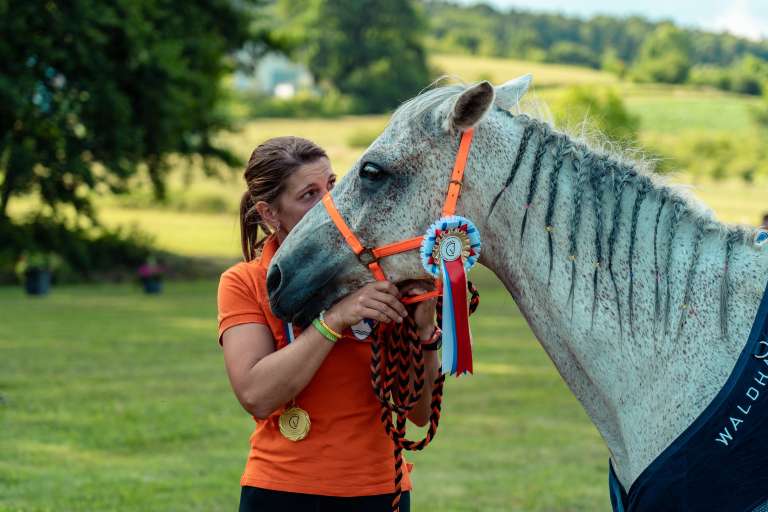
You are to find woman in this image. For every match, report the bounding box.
[216,136,442,512]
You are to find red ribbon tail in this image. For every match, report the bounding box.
[445,258,472,375]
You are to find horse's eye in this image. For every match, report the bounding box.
[360,162,386,181]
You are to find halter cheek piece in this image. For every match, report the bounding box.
[321,128,475,304]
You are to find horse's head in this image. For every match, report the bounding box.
[267,76,532,325]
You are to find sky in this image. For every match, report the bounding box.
[458,0,768,41]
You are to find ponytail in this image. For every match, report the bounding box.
[239,190,274,262]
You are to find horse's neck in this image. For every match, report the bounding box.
[472,122,768,489]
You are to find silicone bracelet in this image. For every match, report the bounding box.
[318,310,342,339]
[312,318,339,343]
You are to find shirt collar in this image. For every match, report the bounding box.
[257,234,280,270]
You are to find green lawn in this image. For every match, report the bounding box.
[624,86,761,135]
[0,268,608,511]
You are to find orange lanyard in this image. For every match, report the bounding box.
[321,128,475,304]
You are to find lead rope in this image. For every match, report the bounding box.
[371,281,481,512]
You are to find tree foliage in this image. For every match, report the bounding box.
[424,1,768,88]
[0,0,266,222]
[755,88,768,134]
[630,24,692,84]
[275,0,431,114]
[690,55,768,96]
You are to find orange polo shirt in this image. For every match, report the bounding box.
[216,234,413,496]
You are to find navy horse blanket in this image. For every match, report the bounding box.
[610,281,768,512]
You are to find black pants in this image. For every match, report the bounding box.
[239,486,410,512]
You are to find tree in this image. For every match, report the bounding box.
[422,2,768,74]
[630,24,692,84]
[729,55,768,95]
[601,48,627,78]
[0,0,267,223]
[545,42,600,68]
[755,88,768,133]
[276,0,431,114]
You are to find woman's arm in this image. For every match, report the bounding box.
[222,281,408,420]
[222,322,336,419]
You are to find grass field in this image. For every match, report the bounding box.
[430,53,618,88]
[0,267,609,512]
[3,53,767,511]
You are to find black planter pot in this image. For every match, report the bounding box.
[24,268,52,296]
[141,275,163,294]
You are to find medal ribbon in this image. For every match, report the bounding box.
[440,258,473,376]
[283,321,295,344]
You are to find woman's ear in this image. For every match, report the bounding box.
[443,80,495,134]
[255,200,279,230]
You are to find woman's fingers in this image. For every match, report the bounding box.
[370,280,401,298]
[361,295,404,323]
[359,307,392,324]
[371,290,408,318]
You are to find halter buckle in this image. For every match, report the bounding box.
[449,179,463,189]
[358,248,379,267]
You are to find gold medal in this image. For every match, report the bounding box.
[279,403,311,442]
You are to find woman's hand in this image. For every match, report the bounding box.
[404,286,437,340]
[324,281,407,331]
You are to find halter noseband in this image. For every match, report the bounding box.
[321,128,475,305]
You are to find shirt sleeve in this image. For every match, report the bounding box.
[217,265,267,346]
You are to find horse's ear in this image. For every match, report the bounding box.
[494,74,532,111]
[444,80,495,133]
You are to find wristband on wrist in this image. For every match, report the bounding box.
[318,310,342,338]
[313,310,341,343]
[420,326,442,351]
[313,318,339,343]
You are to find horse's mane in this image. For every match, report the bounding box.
[393,79,759,341]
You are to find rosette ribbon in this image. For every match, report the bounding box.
[420,215,481,376]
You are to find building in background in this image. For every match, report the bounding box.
[234,53,314,98]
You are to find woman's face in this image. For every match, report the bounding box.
[274,157,336,235]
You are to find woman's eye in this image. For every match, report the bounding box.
[301,189,316,200]
[360,162,386,180]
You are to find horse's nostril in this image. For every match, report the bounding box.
[267,263,283,295]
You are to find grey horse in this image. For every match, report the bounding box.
[266,76,768,500]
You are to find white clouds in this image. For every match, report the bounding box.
[701,0,768,41]
[466,0,768,41]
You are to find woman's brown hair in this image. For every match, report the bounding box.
[239,136,328,262]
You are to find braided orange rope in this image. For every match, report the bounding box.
[371,281,480,512]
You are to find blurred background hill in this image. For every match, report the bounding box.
[2,0,767,282]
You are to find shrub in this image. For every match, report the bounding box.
[553,87,640,144]
[689,56,768,96]
[243,89,354,118]
[0,213,155,284]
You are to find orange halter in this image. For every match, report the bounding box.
[321,128,475,305]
